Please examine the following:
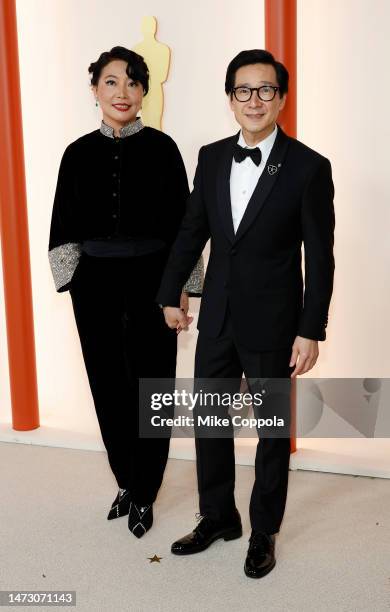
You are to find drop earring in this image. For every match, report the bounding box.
[95,99,99,107]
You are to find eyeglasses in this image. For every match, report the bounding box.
[232,85,280,102]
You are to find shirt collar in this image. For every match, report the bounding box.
[237,124,278,158]
[100,117,144,139]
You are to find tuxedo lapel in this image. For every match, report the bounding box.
[234,127,291,243]
[216,133,239,244]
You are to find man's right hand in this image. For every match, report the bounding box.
[163,307,193,334]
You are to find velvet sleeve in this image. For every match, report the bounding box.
[48,145,82,293]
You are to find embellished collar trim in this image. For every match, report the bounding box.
[100,118,144,139]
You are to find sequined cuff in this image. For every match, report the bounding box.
[183,256,204,295]
[48,243,82,292]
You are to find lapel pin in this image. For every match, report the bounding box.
[267,164,278,175]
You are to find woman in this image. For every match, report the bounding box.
[48,46,203,538]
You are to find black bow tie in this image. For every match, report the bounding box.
[233,144,262,166]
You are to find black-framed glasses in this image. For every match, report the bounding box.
[232,85,280,102]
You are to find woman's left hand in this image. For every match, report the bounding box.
[176,292,193,333]
[180,292,189,315]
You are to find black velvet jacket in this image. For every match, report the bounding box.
[48,119,203,293]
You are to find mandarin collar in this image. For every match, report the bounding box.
[100,117,144,139]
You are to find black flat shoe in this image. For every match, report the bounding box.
[128,503,153,538]
[244,532,276,578]
[171,510,242,555]
[107,488,131,520]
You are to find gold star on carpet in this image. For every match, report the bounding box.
[147,554,163,563]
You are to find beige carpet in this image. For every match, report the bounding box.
[0,441,389,612]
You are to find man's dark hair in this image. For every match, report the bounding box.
[88,46,149,95]
[225,49,289,98]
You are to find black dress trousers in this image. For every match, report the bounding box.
[69,250,177,505]
[194,308,293,535]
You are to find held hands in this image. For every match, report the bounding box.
[289,336,319,378]
[180,291,189,316]
[163,292,193,335]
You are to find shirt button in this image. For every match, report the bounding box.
[242,190,246,194]
[113,192,117,197]
[113,173,117,178]
[112,214,117,219]
[114,155,119,160]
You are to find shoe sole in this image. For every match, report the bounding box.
[244,559,276,579]
[171,526,243,555]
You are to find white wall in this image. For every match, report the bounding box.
[0,0,389,459]
[298,0,390,377]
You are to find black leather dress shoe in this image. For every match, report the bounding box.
[244,532,276,578]
[107,488,131,520]
[171,511,242,555]
[128,503,153,538]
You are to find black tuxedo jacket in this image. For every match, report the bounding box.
[156,125,335,351]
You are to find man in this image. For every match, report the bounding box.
[156,49,335,578]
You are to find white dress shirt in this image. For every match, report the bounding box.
[230,125,278,233]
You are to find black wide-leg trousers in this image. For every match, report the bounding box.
[69,251,177,506]
[194,309,293,535]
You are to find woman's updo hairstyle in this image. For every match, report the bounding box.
[88,46,149,95]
